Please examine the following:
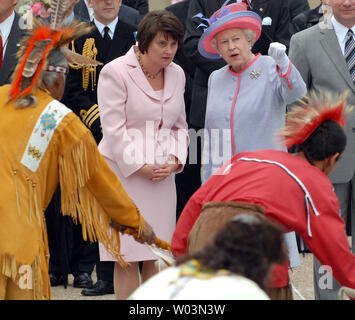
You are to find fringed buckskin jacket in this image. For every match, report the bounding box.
[0,85,145,299]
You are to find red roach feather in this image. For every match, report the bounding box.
[278,94,352,149]
[284,103,345,148]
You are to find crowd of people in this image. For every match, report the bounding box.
[1,0,355,301]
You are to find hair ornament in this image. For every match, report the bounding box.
[278,92,354,148]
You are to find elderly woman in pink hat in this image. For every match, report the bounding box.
[199,0,307,183]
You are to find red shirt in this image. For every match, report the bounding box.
[172,150,355,289]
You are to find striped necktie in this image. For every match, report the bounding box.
[345,29,355,83]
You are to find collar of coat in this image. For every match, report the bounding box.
[123,46,179,101]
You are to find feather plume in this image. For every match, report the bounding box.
[9,12,96,104]
[54,20,95,48]
[10,25,61,101]
[61,47,103,66]
[23,39,52,78]
[50,0,68,31]
[277,91,354,148]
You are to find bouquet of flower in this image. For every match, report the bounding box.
[30,0,51,18]
[18,0,51,19]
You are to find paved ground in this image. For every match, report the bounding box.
[52,253,315,300]
[51,271,115,300]
[289,253,314,300]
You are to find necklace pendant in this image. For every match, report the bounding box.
[137,52,161,79]
[146,72,155,79]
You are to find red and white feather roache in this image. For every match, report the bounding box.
[278,92,354,148]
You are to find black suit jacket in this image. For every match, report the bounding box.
[184,0,291,128]
[0,13,27,86]
[166,0,195,119]
[122,0,149,17]
[74,0,90,21]
[290,4,322,36]
[288,0,310,20]
[119,3,141,27]
[62,20,136,144]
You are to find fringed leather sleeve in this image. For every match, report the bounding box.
[58,115,145,267]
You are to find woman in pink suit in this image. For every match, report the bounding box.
[97,10,188,299]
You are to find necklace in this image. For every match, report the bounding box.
[137,52,162,79]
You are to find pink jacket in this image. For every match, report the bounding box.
[97,46,189,178]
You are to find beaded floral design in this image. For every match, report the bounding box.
[40,113,57,131]
[21,100,71,172]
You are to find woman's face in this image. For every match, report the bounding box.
[145,32,178,69]
[215,28,253,73]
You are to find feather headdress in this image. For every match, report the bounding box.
[278,92,354,148]
[9,0,101,105]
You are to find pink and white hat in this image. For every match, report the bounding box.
[197,1,262,59]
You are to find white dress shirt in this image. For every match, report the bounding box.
[331,15,355,55]
[93,17,118,40]
[0,11,15,56]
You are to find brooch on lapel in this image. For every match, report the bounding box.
[249,70,261,80]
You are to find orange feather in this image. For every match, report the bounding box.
[10,27,63,100]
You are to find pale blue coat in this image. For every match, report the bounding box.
[202,54,307,183]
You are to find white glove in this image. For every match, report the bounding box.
[268,42,290,75]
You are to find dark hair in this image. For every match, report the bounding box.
[137,10,184,54]
[177,214,287,291]
[294,120,347,164]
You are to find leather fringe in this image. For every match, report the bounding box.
[58,132,129,268]
[0,253,18,281]
[0,252,51,300]
[12,169,21,216]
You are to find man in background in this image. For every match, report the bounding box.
[0,0,26,85]
[74,0,141,26]
[289,0,355,299]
